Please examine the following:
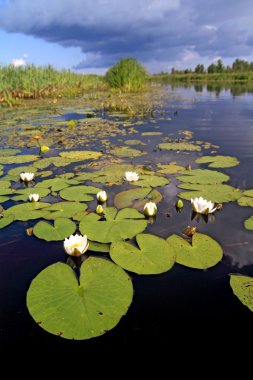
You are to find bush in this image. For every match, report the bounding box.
[105,58,147,91]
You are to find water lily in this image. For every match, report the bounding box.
[176,200,184,209]
[124,171,139,182]
[143,202,157,216]
[191,197,216,214]
[96,205,104,215]
[97,190,107,202]
[28,193,40,202]
[20,172,34,182]
[64,234,89,257]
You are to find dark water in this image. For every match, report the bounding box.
[1,84,253,352]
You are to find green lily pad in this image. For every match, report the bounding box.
[59,150,102,160]
[124,139,146,146]
[60,185,101,202]
[136,173,169,188]
[142,132,163,136]
[110,233,175,274]
[110,146,146,158]
[35,178,76,192]
[0,155,39,164]
[158,142,201,151]
[178,183,242,203]
[33,218,76,241]
[88,241,110,253]
[27,258,133,339]
[230,275,253,312]
[176,169,229,184]
[76,164,138,185]
[166,233,223,269]
[4,202,51,221]
[43,202,88,220]
[244,215,253,230]
[157,162,185,174]
[195,155,240,168]
[12,187,51,201]
[0,180,11,188]
[79,207,147,243]
[237,190,253,207]
[0,149,21,156]
[0,215,14,229]
[114,187,162,209]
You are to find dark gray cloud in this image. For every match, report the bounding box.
[0,0,253,72]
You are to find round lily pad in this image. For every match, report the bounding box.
[79,207,147,243]
[178,183,242,203]
[33,218,76,241]
[0,215,14,229]
[27,257,133,340]
[244,215,253,230]
[158,142,201,151]
[166,232,223,269]
[60,185,101,202]
[110,233,175,274]
[230,274,253,312]
[4,202,51,221]
[195,155,239,168]
[177,169,229,184]
[43,202,88,220]
[114,187,162,209]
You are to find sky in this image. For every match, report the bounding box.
[0,0,253,74]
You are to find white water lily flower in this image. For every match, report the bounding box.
[20,172,34,182]
[124,171,139,182]
[96,190,107,202]
[28,193,40,202]
[143,202,157,216]
[64,234,89,257]
[191,197,216,214]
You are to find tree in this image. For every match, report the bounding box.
[216,59,224,73]
[207,63,216,73]
[194,64,205,73]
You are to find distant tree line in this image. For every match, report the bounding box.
[170,59,253,74]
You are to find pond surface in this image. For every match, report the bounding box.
[1,84,253,351]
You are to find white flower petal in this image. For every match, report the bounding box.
[191,197,216,214]
[63,234,89,257]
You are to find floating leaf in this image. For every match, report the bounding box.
[110,146,146,158]
[114,187,162,209]
[33,218,76,241]
[237,190,253,207]
[79,207,147,243]
[178,183,242,203]
[110,233,175,274]
[35,177,76,191]
[166,233,223,269]
[60,185,101,202]
[59,150,102,160]
[230,275,253,312]
[4,202,51,221]
[43,202,88,220]
[158,142,201,151]
[177,169,229,184]
[0,149,21,156]
[195,155,239,168]
[12,187,51,201]
[0,215,14,229]
[27,258,133,339]
[244,215,253,230]
[142,132,163,136]
[157,162,185,174]
[0,155,39,164]
[88,241,110,253]
[136,173,169,188]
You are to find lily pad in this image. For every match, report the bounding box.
[88,241,110,253]
[114,187,162,209]
[124,139,146,146]
[142,132,163,136]
[0,155,39,164]
[195,155,239,168]
[166,233,223,269]
[43,202,88,220]
[27,258,133,339]
[157,162,185,174]
[136,173,169,188]
[33,218,76,241]
[79,207,147,243]
[237,190,253,207]
[12,187,51,201]
[110,233,175,274]
[59,150,102,160]
[158,142,201,151]
[110,146,146,158]
[178,183,242,203]
[244,215,253,230]
[176,169,229,184]
[35,178,77,192]
[60,185,101,202]
[0,215,14,229]
[230,275,253,312]
[4,202,51,221]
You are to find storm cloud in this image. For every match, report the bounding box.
[0,0,253,71]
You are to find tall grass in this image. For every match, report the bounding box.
[105,58,147,92]
[150,72,253,83]
[0,64,105,106]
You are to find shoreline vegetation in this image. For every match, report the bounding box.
[1,57,253,107]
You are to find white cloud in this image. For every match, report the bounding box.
[11,58,26,67]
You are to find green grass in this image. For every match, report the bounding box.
[150,72,253,83]
[0,64,105,106]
